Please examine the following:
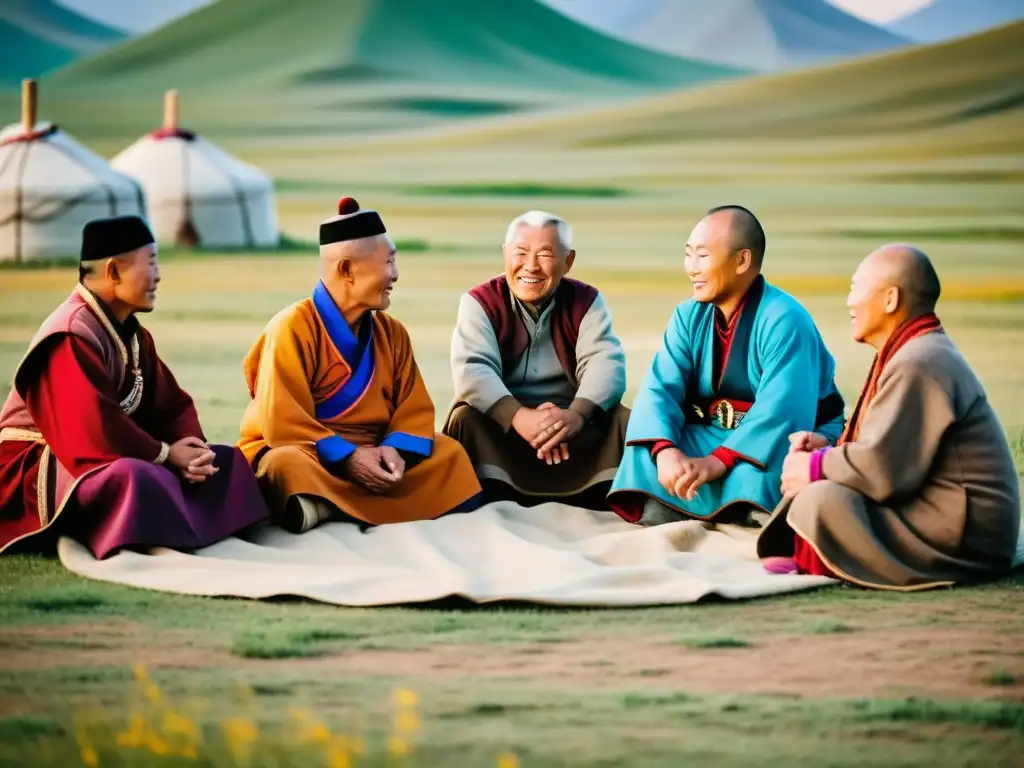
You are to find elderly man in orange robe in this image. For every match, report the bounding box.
[239,198,483,533]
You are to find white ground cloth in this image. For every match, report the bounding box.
[59,502,837,606]
[59,502,1024,607]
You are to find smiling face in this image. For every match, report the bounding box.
[503,223,575,305]
[683,212,750,305]
[847,253,900,348]
[350,235,398,312]
[111,243,160,313]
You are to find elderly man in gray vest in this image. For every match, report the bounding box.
[444,210,630,509]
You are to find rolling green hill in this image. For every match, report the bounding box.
[26,0,741,148]
[372,20,1023,152]
[0,0,123,88]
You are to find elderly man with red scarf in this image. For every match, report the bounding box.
[759,245,1020,590]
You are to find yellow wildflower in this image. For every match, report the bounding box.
[307,722,332,743]
[132,664,149,682]
[116,713,146,748]
[162,711,198,738]
[222,716,258,763]
[79,745,100,767]
[395,710,420,734]
[326,735,351,768]
[222,717,258,742]
[497,753,520,768]
[387,735,410,756]
[394,689,418,708]
[143,681,163,704]
[145,731,170,756]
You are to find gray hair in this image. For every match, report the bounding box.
[504,210,573,252]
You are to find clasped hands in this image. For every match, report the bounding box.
[167,436,218,484]
[343,445,406,494]
[655,447,726,501]
[780,431,830,498]
[512,403,584,465]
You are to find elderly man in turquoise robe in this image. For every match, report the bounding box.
[608,205,846,525]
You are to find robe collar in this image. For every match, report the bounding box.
[312,280,371,365]
[76,285,140,345]
[711,274,765,401]
[512,290,556,327]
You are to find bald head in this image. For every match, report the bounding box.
[705,205,765,268]
[861,244,941,316]
[847,243,940,348]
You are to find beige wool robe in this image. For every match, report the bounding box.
[758,331,1021,590]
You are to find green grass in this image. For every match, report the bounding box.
[849,698,1024,731]
[984,670,1018,687]
[231,633,323,660]
[678,637,752,649]
[0,555,1022,765]
[409,183,630,198]
[803,621,855,634]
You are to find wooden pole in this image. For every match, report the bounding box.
[163,89,179,131]
[22,79,37,135]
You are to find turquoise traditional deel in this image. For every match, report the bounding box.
[608,278,845,519]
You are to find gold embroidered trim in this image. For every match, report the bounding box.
[75,284,144,415]
[0,427,44,442]
[154,442,170,465]
[36,445,51,526]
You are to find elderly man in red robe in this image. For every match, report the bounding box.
[0,216,268,559]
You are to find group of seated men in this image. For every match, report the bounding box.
[0,198,1019,592]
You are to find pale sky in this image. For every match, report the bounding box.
[828,0,933,23]
[57,0,936,32]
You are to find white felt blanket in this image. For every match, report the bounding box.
[57,502,836,606]
[58,502,1024,607]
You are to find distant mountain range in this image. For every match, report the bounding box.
[1,0,123,87]
[540,0,910,71]
[888,0,1024,41]
[46,0,742,96]
[26,0,743,145]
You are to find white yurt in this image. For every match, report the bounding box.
[0,80,147,264]
[111,91,279,249]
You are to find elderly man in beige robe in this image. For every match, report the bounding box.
[758,244,1020,590]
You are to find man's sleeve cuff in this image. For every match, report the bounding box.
[711,447,742,471]
[315,435,357,466]
[486,395,523,433]
[154,442,170,465]
[650,440,675,460]
[568,397,598,421]
[381,432,433,457]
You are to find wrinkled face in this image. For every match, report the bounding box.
[350,235,398,311]
[683,214,744,304]
[503,224,575,304]
[112,244,160,313]
[846,258,895,345]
